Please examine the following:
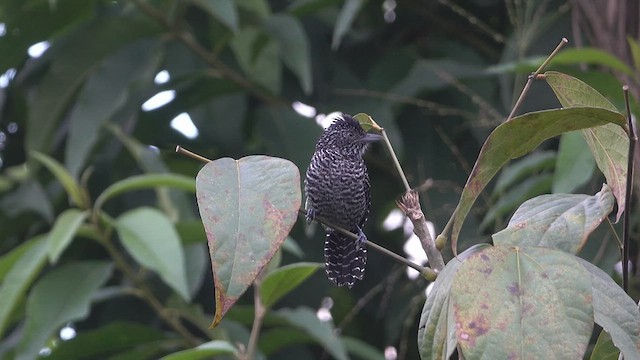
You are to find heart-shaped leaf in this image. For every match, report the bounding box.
[196,156,300,327]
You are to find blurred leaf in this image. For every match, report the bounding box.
[236,0,271,19]
[0,180,54,222]
[46,322,166,360]
[493,184,614,254]
[184,243,207,298]
[418,244,489,360]
[577,258,640,360]
[446,107,626,254]
[590,330,619,360]
[195,156,301,327]
[94,174,196,214]
[392,59,484,95]
[191,0,239,32]
[159,340,237,360]
[275,307,349,360]
[0,0,94,72]
[553,131,596,193]
[493,151,556,195]
[260,262,322,308]
[46,208,89,263]
[115,207,190,301]
[230,27,281,94]
[545,71,628,221]
[487,48,635,76]
[627,36,640,73]
[0,238,35,281]
[332,0,364,49]
[452,246,593,359]
[31,151,86,208]
[25,14,161,155]
[0,236,48,338]
[16,261,113,360]
[259,327,313,355]
[282,236,305,258]
[342,337,385,360]
[265,14,312,94]
[64,39,162,178]
[189,94,246,153]
[352,113,382,132]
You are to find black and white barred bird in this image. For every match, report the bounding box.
[304,114,382,288]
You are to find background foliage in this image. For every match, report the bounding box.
[0,0,639,359]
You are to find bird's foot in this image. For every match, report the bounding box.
[305,207,316,225]
[355,227,368,250]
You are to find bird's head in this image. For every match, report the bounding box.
[316,114,383,156]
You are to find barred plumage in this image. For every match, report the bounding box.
[304,114,381,288]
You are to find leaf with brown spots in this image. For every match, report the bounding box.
[445,107,626,254]
[544,71,629,221]
[451,246,594,359]
[195,156,301,327]
[492,184,614,254]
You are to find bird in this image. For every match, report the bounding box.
[304,113,382,288]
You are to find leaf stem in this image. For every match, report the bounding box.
[506,37,568,121]
[242,276,266,360]
[302,210,434,277]
[381,129,411,192]
[622,85,636,293]
[175,145,212,163]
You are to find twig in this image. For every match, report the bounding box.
[381,129,411,192]
[622,85,636,293]
[506,37,568,121]
[176,145,212,163]
[397,191,445,272]
[243,275,266,360]
[301,210,435,278]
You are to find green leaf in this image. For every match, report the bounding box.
[446,106,626,254]
[544,71,628,221]
[115,207,190,301]
[0,235,48,338]
[47,208,89,263]
[31,151,86,207]
[16,261,113,360]
[492,184,614,254]
[0,180,54,222]
[418,244,489,360]
[65,39,162,178]
[260,262,322,308]
[451,246,594,359]
[282,236,305,258]
[553,131,596,193]
[0,238,35,281]
[259,327,313,355]
[332,0,364,49]
[159,340,237,360]
[191,0,239,32]
[94,173,196,214]
[230,27,281,94]
[265,14,312,94]
[493,151,556,195]
[577,258,640,359]
[275,307,349,360]
[46,322,167,360]
[590,330,620,360]
[342,337,385,360]
[196,155,301,327]
[25,14,161,155]
[627,36,640,73]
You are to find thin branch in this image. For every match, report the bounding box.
[176,145,212,163]
[506,37,569,121]
[243,276,266,360]
[622,85,636,293]
[381,129,411,192]
[301,210,434,277]
[131,0,283,105]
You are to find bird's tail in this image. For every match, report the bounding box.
[324,232,367,288]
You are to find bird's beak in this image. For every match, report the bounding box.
[360,133,383,143]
